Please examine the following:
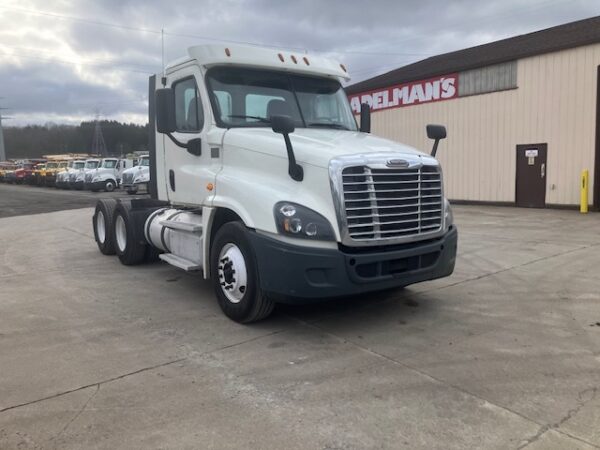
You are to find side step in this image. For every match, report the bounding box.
[159,219,202,233]
[159,253,202,271]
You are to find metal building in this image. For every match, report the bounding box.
[346,16,600,209]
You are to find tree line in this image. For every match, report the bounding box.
[3,121,149,159]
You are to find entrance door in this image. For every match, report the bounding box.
[516,144,547,208]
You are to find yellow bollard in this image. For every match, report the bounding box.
[580,170,589,214]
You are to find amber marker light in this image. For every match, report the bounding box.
[291,55,297,64]
[278,53,285,62]
[225,48,231,57]
[303,56,310,65]
[207,183,214,191]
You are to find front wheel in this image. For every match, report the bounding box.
[210,222,275,323]
[104,179,116,192]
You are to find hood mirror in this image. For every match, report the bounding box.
[271,115,303,182]
[426,124,447,157]
[359,103,371,133]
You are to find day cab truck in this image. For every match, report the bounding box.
[120,155,150,194]
[84,157,134,192]
[92,44,457,323]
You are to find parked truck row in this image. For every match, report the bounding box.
[92,44,458,324]
[0,154,151,194]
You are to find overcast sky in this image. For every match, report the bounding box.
[0,0,599,126]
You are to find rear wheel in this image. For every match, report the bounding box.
[210,222,275,323]
[93,199,117,255]
[113,204,147,265]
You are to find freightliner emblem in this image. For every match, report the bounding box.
[386,159,410,168]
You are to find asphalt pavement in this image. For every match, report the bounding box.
[0,183,145,218]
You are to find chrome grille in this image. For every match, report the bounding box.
[341,165,443,242]
[122,172,133,185]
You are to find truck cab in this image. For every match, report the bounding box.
[92,44,457,323]
[57,160,83,189]
[72,159,100,190]
[120,155,150,194]
[85,158,134,192]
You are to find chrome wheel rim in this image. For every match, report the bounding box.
[106,181,115,192]
[96,210,106,244]
[217,243,248,304]
[115,215,127,252]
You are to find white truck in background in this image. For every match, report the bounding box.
[84,157,135,192]
[120,155,150,194]
[56,159,85,189]
[92,44,457,323]
[72,158,100,190]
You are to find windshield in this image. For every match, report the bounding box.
[85,161,99,169]
[139,157,149,167]
[206,67,357,131]
[73,161,85,169]
[102,160,117,168]
[46,162,58,169]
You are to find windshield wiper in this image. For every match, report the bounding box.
[307,122,349,130]
[226,114,270,123]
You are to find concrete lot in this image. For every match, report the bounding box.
[0,189,599,449]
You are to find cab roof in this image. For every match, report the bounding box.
[165,44,350,81]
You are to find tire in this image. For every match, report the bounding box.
[93,199,117,255]
[210,222,275,323]
[113,203,147,265]
[104,179,116,192]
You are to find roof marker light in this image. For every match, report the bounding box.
[225,48,231,57]
[340,63,347,72]
[303,56,310,66]
[291,55,297,64]
[278,53,285,62]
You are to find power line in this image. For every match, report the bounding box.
[0,51,156,74]
[0,6,161,35]
[0,44,159,71]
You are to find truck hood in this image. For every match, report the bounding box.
[223,128,431,168]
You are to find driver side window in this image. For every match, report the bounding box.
[174,77,204,132]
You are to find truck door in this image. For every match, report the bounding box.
[164,68,216,206]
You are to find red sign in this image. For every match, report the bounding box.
[348,74,459,114]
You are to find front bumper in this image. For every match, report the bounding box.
[71,180,84,189]
[84,181,105,190]
[249,226,458,302]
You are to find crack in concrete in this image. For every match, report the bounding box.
[0,328,285,415]
[288,315,600,450]
[53,384,100,441]
[517,387,599,449]
[0,358,186,414]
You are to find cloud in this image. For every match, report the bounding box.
[0,0,598,125]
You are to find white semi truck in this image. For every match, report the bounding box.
[84,157,134,192]
[120,155,150,194]
[92,44,457,323]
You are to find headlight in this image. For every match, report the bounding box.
[274,202,335,241]
[444,198,454,227]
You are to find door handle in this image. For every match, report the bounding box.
[541,163,545,179]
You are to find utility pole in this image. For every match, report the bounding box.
[0,99,10,161]
[0,113,5,161]
[91,113,107,156]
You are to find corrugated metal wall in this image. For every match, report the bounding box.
[367,43,600,205]
[459,61,517,96]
